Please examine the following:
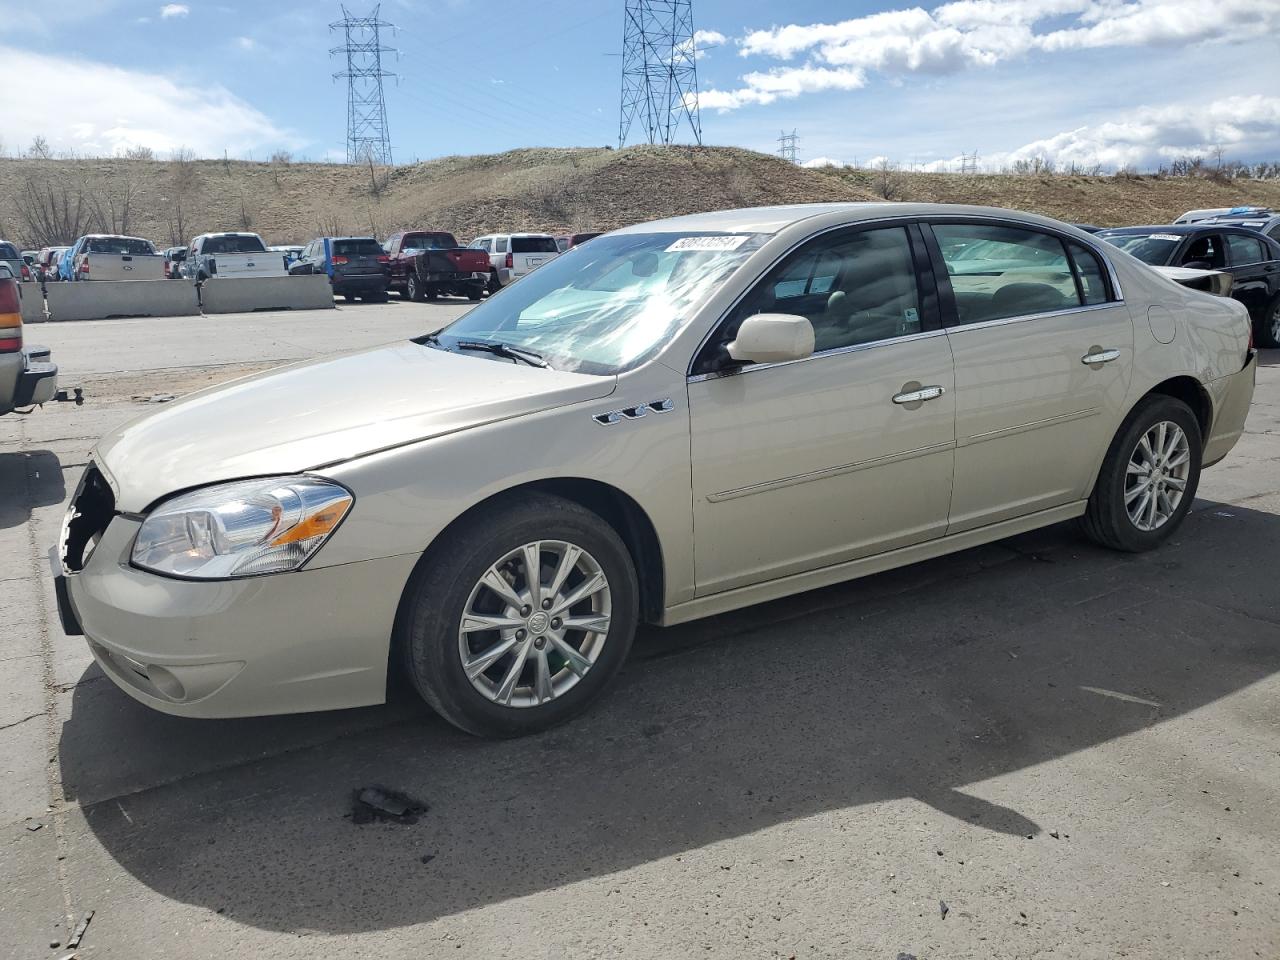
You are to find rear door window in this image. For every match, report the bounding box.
[1225,234,1266,266]
[512,237,559,254]
[933,223,1079,324]
[1067,241,1111,305]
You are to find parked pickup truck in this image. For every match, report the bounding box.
[68,235,164,281]
[383,231,489,302]
[183,232,288,281]
[0,265,57,416]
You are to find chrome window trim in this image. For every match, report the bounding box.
[687,328,948,383]
[685,212,1125,379]
[941,300,1123,336]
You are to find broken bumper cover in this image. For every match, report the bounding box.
[62,515,417,718]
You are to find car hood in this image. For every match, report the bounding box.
[95,341,617,512]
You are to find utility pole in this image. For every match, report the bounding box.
[330,5,397,166]
[777,129,799,165]
[619,0,703,148]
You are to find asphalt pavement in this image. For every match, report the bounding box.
[1,302,1278,959]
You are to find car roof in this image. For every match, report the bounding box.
[1096,224,1266,236]
[612,202,1098,236]
[1203,215,1280,227]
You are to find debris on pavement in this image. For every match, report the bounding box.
[939,899,949,919]
[66,911,93,949]
[26,822,43,832]
[351,786,428,825]
[131,393,176,404]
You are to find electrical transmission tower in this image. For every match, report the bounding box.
[958,151,979,174]
[619,0,703,148]
[777,129,799,164]
[330,5,397,165]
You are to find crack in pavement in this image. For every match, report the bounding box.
[0,712,43,732]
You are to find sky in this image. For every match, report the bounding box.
[2,0,1280,172]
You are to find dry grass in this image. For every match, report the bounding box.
[814,166,1280,227]
[3,146,1279,250]
[0,146,875,248]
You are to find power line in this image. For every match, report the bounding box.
[619,0,703,148]
[330,4,397,165]
[777,129,799,165]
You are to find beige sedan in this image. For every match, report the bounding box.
[55,203,1256,737]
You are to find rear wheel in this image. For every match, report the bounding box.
[1081,395,1202,552]
[406,274,424,302]
[1256,293,1280,349]
[467,287,482,302]
[400,493,638,738]
[487,271,501,295]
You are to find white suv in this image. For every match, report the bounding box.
[470,233,560,291]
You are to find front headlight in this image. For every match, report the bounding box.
[131,477,353,579]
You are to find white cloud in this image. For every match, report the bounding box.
[236,36,256,51]
[159,3,189,18]
[695,29,727,47]
[698,65,867,111]
[802,157,847,169]
[705,1,1280,111]
[876,95,1280,171]
[0,46,298,157]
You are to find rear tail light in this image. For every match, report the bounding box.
[0,278,22,353]
[505,252,513,269]
[331,255,349,265]
[376,254,390,264]
[79,259,89,274]
[21,263,31,282]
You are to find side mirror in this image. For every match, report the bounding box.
[726,313,815,365]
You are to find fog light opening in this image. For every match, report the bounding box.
[146,665,187,702]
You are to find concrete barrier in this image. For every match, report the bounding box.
[45,280,200,322]
[200,275,335,314]
[19,286,46,323]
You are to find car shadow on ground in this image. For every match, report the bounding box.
[57,501,1280,934]
[1257,347,1279,367]
[0,450,66,531]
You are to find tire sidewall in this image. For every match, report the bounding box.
[1096,397,1202,550]
[404,497,638,737]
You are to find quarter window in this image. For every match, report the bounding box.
[1067,241,1111,305]
[726,226,923,355]
[934,224,1080,325]
[496,237,509,254]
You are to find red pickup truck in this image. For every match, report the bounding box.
[383,231,490,302]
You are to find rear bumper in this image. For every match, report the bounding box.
[9,348,58,409]
[332,274,388,292]
[1204,351,1256,467]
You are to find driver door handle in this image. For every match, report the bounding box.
[1081,348,1121,365]
[892,385,946,405]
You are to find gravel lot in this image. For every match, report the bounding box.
[2,302,1278,960]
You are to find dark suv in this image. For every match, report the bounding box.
[290,237,390,301]
[1201,208,1280,245]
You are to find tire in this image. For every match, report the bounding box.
[487,271,502,295]
[369,289,389,303]
[400,493,639,738]
[1256,293,1280,349]
[341,292,354,302]
[406,274,424,302]
[1081,395,1202,552]
[425,286,439,301]
[467,286,482,302]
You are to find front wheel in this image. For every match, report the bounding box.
[1256,293,1280,349]
[406,274,424,302]
[1081,395,1202,552]
[400,494,638,737]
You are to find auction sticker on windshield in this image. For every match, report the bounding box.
[1149,234,1182,242]
[665,235,751,253]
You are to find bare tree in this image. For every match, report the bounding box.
[13,170,94,247]
[123,145,156,161]
[165,148,201,245]
[873,157,900,200]
[85,164,141,236]
[26,136,52,160]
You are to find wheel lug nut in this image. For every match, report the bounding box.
[551,617,562,629]
[520,605,531,616]
[541,598,552,610]
[516,629,526,640]
[534,636,546,649]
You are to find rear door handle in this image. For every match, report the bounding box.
[893,385,946,405]
[1081,348,1120,365]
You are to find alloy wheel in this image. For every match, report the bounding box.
[1124,420,1191,532]
[1270,302,1280,343]
[457,540,612,708]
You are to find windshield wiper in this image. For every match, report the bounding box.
[454,340,552,369]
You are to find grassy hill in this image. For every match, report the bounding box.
[1,144,1278,250]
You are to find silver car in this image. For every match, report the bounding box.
[55,203,1256,737]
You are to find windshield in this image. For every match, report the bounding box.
[334,238,383,257]
[430,231,767,375]
[204,235,266,254]
[1096,232,1180,265]
[512,237,558,254]
[402,233,457,252]
[87,237,155,255]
